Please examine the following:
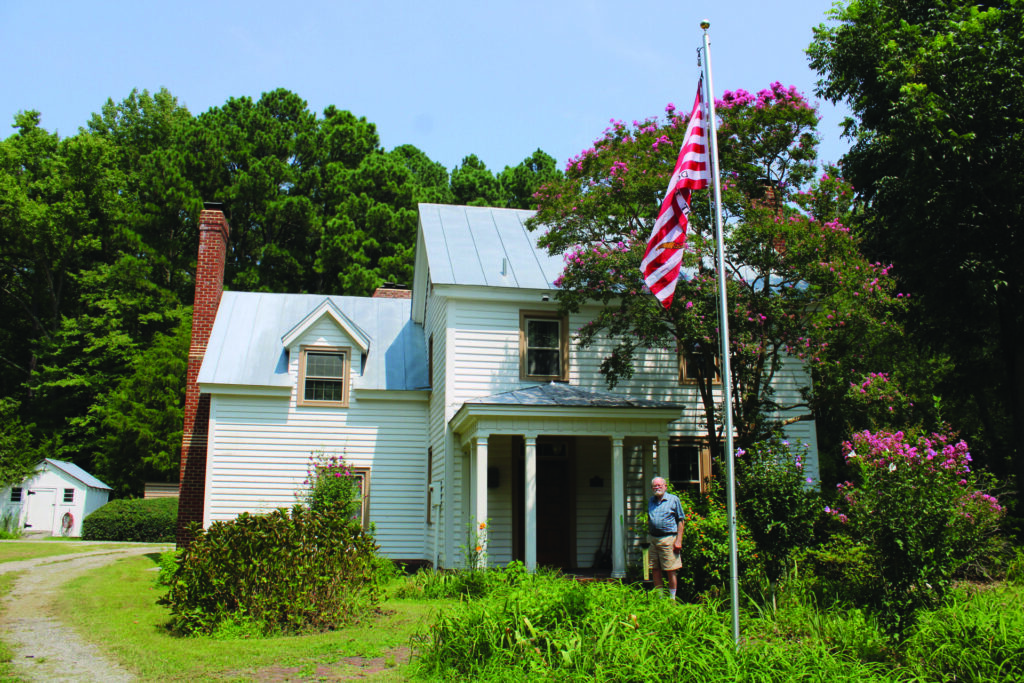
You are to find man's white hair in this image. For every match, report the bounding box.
[651,476,667,486]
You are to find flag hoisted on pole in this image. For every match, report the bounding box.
[640,19,741,645]
[700,19,742,647]
[640,80,709,309]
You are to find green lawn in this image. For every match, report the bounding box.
[0,541,154,564]
[0,572,24,682]
[57,553,435,681]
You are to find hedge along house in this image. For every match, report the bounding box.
[177,203,819,576]
[2,459,112,536]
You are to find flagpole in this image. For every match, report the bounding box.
[701,19,741,646]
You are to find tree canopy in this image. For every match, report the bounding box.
[529,84,907,468]
[809,0,1024,482]
[0,87,559,495]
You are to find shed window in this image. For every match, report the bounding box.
[10,488,21,503]
[519,310,569,381]
[63,488,74,503]
[297,345,351,407]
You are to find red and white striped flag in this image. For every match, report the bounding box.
[640,80,710,308]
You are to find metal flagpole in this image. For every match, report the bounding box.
[701,19,741,646]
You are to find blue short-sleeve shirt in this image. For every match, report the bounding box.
[648,492,685,536]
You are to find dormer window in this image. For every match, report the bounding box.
[298,345,351,407]
[520,310,569,381]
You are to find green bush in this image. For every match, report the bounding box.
[81,497,177,542]
[833,430,1005,633]
[300,451,361,517]
[676,479,760,601]
[736,436,822,592]
[159,506,382,635]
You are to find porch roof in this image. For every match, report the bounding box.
[450,383,682,445]
[463,382,681,409]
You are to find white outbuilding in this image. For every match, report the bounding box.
[1,459,112,537]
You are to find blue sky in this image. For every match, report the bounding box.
[1,0,849,174]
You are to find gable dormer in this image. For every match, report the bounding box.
[282,299,373,408]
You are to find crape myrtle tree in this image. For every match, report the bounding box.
[809,0,1024,487]
[528,83,907,468]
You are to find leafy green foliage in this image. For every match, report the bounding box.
[736,436,821,589]
[2,86,560,497]
[809,0,1024,488]
[529,86,905,461]
[160,508,382,635]
[676,479,760,600]
[298,451,362,517]
[81,497,178,542]
[831,430,1005,632]
[0,397,40,488]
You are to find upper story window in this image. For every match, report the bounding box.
[297,345,351,407]
[519,310,569,382]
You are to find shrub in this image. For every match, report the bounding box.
[159,507,382,635]
[832,429,1005,632]
[299,450,361,517]
[736,436,822,595]
[676,478,760,601]
[81,497,178,542]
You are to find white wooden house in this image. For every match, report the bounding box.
[1,459,112,536]
[178,203,819,576]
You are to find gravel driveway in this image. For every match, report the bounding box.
[0,542,172,683]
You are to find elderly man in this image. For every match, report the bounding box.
[648,476,686,599]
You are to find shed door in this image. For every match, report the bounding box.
[25,488,56,533]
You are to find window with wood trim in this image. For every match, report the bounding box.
[679,342,720,385]
[350,468,371,528]
[519,310,569,381]
[669,439,711,493]
[297,345,351,407]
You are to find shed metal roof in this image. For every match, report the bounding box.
[45,459,112,490]
[198,292,428,391]
[417,204,564,290]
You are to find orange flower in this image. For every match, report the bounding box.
[475,545,483,552]
[478,522,487,530]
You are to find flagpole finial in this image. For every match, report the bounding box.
[700,19,710,30]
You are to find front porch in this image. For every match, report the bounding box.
[449,384,682,578]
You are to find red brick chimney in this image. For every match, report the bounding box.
[176,203,230,547]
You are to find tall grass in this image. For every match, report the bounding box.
[406,567,907,681]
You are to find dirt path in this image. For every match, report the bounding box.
[0,543,172,683]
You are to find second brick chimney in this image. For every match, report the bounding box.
[176,203,230,547]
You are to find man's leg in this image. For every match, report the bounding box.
[652,567,663,589]
[666,569,678,591]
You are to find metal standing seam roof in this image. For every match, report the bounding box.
[417,203,565,290]
[463,383,683,410]
[197,292,429,391]
[45,459,112,490]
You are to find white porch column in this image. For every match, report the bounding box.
[524,434,538,572]
[611,436,626,579]
[657,436,669,481]
[643,438,656,489]
[473,436,488,568]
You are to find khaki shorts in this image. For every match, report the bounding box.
[648,534,682,572]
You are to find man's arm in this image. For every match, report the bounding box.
[673,519,684,551]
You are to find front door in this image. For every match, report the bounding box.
[25,488,55,533]
[513,437,575,571]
